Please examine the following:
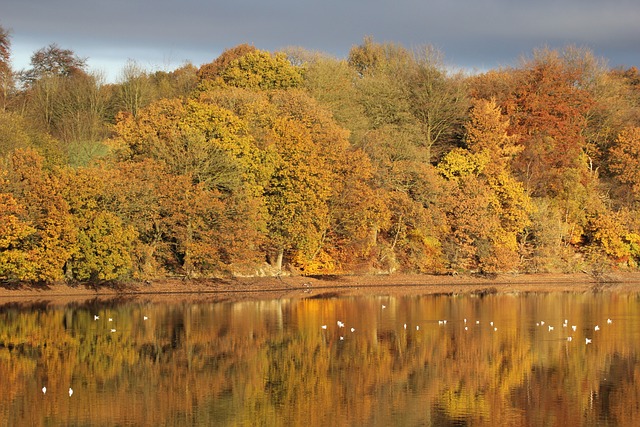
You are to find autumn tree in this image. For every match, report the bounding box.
[348,39,415,131]
[149,63,199,100]
[109,96,267,276]
[19,43,87,86]
[298,52,369,145]
[560,47,634,170]
[583,209,640,269]
[347,38,468,162]
[0,186,36,282]
[220,50,304,90]
[0,25,12,111]
[438,99,532,272]
[196,84,388,273]
[505,48,594,197]
[263,117,333,271]
[0,109,64,165]
[18,46,110,166]
[197,44,257,82]
[609,126,640,204]
[0,148,75,281]
[54,72,111,165]
[116,60,153,117]
[59,167,138,282]
[405,46,469,162]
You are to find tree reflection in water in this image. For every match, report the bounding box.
[0,292,639,426]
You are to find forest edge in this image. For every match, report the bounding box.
[2,272,640,306]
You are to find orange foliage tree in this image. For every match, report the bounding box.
[505,49,593,198]
[108,96,267,277]
[0,148,75,281]
[438,99,532,272]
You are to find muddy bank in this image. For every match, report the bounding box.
[1,272,640,306]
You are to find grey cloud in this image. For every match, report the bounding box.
[3,0,639,82]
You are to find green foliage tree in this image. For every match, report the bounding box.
[298,52,369,145]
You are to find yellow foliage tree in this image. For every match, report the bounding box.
[0,189,37,281]
[1,149,76,281]
[438,99,532,272]
[609,126,640,202]
[221,50,304,90]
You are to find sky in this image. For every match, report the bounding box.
[3,0,640,83]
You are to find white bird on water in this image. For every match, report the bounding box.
[42,386,47,394]
[572,325,577,332]
[607,318,613,324]
[69,388,73,397]
[321,325,327,330]
[337,321,345,328]
[586,338,592,345]
[594,325,600,331]
[548,325,554,332]
[94,315,99,321]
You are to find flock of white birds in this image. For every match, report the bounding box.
[320,304,615,346]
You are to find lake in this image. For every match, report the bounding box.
[1,290,639,426]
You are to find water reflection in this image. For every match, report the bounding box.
[0,291,639,426]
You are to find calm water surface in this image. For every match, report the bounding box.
[1,290,640,426]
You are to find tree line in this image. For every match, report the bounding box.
[1,28,640,283]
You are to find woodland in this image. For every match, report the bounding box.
[1,27,640,284]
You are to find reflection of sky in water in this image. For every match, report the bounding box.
[1,292,639,425]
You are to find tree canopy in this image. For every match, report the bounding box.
[1,34,640,283]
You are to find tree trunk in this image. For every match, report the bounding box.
[275,247,284,273]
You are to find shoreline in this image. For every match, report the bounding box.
[2,271,640,306]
